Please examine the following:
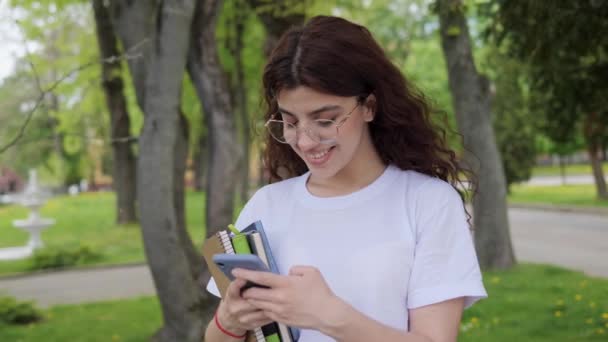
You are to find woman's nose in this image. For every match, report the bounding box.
[295,129,318,151]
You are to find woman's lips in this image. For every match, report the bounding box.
[305,146,335,167]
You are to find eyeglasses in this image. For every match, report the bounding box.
[265,102,360,145]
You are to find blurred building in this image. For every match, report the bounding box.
[0,166,23,194]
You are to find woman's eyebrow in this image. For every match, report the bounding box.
[278,105,342,118]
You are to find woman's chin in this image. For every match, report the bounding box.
[308,162,342,182]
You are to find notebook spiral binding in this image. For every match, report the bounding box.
[218,231,235,254]
[254,329,265,341]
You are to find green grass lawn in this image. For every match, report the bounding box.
[0,191,210,276]
[0,296,162,342]
[0,264,606,341]
[508,184,608,208]
[1,185,605,277]
[532,162,607,177]
[461,264,608,341]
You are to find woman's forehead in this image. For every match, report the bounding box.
[276,86,347,115]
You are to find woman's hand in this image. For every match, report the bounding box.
[233,265,349,331]
[217,278,275,335]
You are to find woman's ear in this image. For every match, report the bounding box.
[363,94,377,122]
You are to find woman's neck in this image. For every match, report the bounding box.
[307,138,386,197]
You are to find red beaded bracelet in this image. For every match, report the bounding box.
[214,309,247,339]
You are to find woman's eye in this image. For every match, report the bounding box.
[284,122,297,130]
[280,116,297,125]
[316,120,335,128]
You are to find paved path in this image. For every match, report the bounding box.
[526,174,594,186]
[508,208,607,278]
[0,264,156,308]
[0,208,606,308]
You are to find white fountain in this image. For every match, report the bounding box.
[0,170,55,260]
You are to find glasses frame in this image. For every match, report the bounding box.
[265,101,361,145]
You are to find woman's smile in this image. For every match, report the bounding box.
[303,146,336,167]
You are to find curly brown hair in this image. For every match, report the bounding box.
[261,15,475,204]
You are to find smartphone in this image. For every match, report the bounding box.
[213,253,271,291]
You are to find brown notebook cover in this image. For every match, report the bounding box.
[202,232,259,342]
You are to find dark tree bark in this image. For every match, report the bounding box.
[110,1,209,341]
[233,4,251,203]
[246,0,305,56]
[584,112,608,199]
[437,0,516,270]
[92,0,137,224]
[187,0,241,238]
[173,108,204,291]
[246,0,305,188]
[46,95,64,166]
[46,91,77,187]
[193,132,208,191]
[109,0,153,112]
[559,155,567,185]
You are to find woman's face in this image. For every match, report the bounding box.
[275,86,375,181]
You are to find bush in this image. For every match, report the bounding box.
[29,245,103,270]
[0,296,42,325]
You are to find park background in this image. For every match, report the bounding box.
[0,0,607,341]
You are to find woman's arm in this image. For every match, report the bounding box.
[204,279,273,342]
[204,308,246,342]
[320,297,464,342]
[236,267,465,342]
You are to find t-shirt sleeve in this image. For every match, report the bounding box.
[407,180,487,309]
[205,187,267,298]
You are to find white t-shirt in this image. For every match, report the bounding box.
[207,164,487,341]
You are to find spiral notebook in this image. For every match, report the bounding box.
[202,221,300,342]
[203,230,266,342]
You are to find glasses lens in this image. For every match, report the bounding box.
[267,120,295,143]
[266,119,339,145]
[313,120,338,145]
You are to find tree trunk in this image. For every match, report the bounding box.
[246,0,305,57]
[193,133,208,192]
[109,0,153,112]
[92,0,137,224]
[584,112,608,199]
[247,0,305,189]
[233,5,251,202]
[110,1,210,341]
[187,0,242,237]
[588,144,607,199]
[174,109,207,293]
[45,92,68,188]
[438,0,516,270]
[559,155,567,185]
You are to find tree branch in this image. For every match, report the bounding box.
[0,46,143,154]
[8,132,138,148]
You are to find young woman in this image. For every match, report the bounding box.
[205,15,487,342]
